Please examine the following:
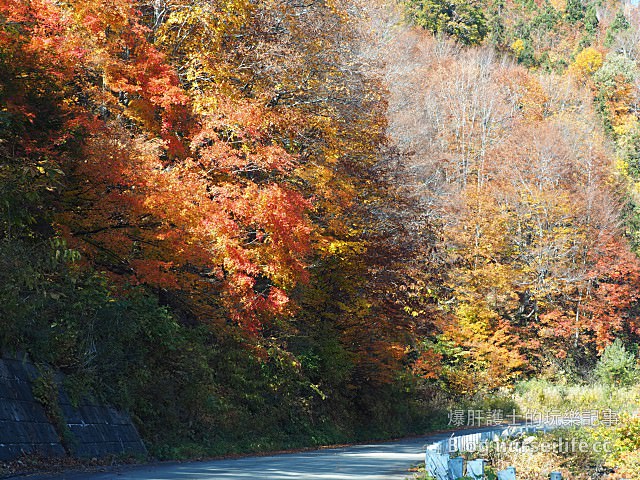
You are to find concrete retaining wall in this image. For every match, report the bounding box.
[0,353,146,461]
[0,356,65,460]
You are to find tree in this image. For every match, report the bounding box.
[565,0,585,23]
[605,11,630,47]
[406,0,489,45]
[378,20,640,382]
[0,0,427,449]
[571,47,603,81]
[33,0,319,333]
[594,339,638,386]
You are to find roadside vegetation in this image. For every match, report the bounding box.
[424,418,640,480]
[408,342,640,479]
[515,341,640,415]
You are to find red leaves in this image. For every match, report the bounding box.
[1,0,314,335]
[130,260,180,289]
[413,348,443,379]
[584,236,640,350]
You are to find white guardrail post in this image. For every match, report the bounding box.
[423,426,565,480]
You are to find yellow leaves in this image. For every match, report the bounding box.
[511,38,525,56]
[325,152,340,164]
[519,76,549,121]
[157,2,250,48]
[454,302,495,339]
[440,307,525,393]
[69,0,130,37]
[324,240,366,257]
[403,306,422,317]
[548,0,566,11]
[570,47,603,80]
[191,94,218,116]
[615,157,630,176]
[154,0,253,94]
[612,113,639,135]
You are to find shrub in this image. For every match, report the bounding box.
[595,339,638,387]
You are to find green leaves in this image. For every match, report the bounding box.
[594,339,638,387]
[406,0,489,45]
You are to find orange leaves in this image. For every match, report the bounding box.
[2,0,317,335]
[583,236,640,351]
[59,0,191,157]
[67,130,312,332]
[130,259,180,289]
[70,0,132,35]
[0,0,85,90]
[413,348,443,379]
[191,106,296,175]
[404,47,640,382]
[111,125,312,330]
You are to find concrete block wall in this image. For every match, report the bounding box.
[59,391,147,458]
[0,355,66,461]
[0,353,146,461]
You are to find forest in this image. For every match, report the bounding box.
[3,0,640,473]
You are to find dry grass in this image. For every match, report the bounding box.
[514,379,640,414]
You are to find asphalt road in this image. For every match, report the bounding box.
[20,426,509,480]
[18,429,470,480]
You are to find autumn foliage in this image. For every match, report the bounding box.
[4,0,640,456]
[382,20,640,393]
[0,0,421,450]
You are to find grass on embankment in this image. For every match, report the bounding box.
[514,379,640,415]
[407,375,640,479]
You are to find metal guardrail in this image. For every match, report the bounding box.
[424,425,563,480]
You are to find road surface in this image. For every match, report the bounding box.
[19,427,500,480]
